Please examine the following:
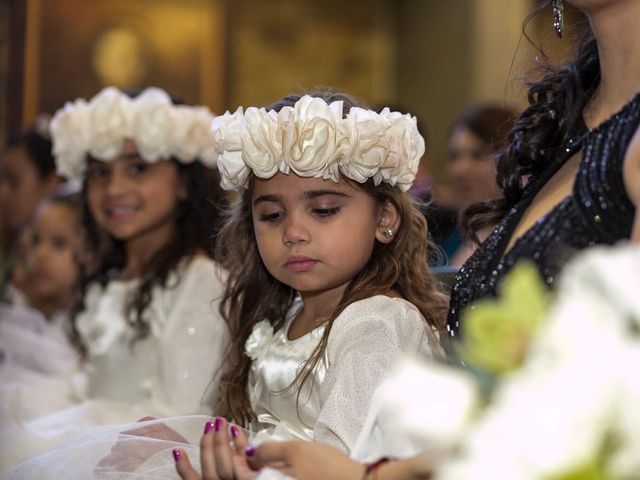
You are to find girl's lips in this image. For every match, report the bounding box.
[105,205,139,221]
[284,256,318,272]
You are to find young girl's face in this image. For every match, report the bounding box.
[85,141,185,243]
[25,203,81,304]
[251,173,382,298]
[0,145,57,235]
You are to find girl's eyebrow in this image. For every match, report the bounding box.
[302,190,351,200]
[122,152,143,161]
[253,190,350,206]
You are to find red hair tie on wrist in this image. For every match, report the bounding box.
[363,457,390,480]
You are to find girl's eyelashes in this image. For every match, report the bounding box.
[86,164,110,179]
[313,206,341,218]
[51,235,70,250]
[258,211,284,222]
[128,162,149,175]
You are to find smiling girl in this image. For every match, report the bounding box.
[56,87,228,418]
[0,88,231,474]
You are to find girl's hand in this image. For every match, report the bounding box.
[246,441,364,480]
[174,417,255,480]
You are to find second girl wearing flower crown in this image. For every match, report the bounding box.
[2,87,229,473]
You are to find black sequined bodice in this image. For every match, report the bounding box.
[446,93,639,339]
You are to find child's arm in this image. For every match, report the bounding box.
[312,296,438,453]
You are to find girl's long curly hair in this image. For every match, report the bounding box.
[462,6,599,238]
[70,160,225,354]
[215,92,449,425]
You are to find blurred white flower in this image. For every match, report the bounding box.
[50,87,219,180]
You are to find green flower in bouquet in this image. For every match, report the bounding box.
[458,261,551,377]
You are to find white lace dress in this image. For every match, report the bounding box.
[2,255,228,475]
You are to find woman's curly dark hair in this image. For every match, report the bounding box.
[462,6,599,239]
[70,160,225,354]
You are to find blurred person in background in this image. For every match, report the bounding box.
[444,103,517,266]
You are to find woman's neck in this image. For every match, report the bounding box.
[585,1,640,126]
[120,222,175,279]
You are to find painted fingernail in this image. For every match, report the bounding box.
[204,420,215,434]
[231,425,238,439]
[172,449,181,461]
[214,417,223,432]
[245,445,256,457]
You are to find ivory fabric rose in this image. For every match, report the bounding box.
[377,109,424,191]
[339,107,389,185]
[244,320,275,361]
[213,108,250,190]
[281,96,345,180]
[171,106,217,166]
[242,107,280,179]
[129,88,174,161]
[50,98,91,179]
[86,87,131,160]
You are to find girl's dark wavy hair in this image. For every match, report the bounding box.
[462,5,599,239]
[69,94,225,354]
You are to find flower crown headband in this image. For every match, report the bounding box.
[212,95,425,192]
[50,87,218,180]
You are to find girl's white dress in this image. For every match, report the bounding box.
[7,294,441,479]
[2,255,228,475]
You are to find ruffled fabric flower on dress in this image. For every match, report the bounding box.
[245,320,275,361]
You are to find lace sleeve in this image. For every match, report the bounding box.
[155,257,229,415]
[312,296,438,453]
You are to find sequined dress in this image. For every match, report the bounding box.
[447,93,639,339]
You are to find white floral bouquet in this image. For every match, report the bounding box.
[379,245,640,480]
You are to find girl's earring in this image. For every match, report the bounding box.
[551,0,564,38]
[382,228,394,240]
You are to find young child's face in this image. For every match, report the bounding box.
[251,173,380,298]
[0,145,54,235]
[85,141,185,243]
[25,203,81,305]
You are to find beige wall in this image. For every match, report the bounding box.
[397,0,536,181]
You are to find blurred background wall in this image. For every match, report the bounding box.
[1,0,577,182]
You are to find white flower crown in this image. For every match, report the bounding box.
[50,87,218,179]
[212,95,425,192]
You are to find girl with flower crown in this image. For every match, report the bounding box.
[167,91,447,479]
[1,87,228,474]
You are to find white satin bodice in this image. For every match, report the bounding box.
[246,295,442,453]
[247,299,326,442]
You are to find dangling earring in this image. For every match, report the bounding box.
[382,228,394,240]
[551,0,564,39]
